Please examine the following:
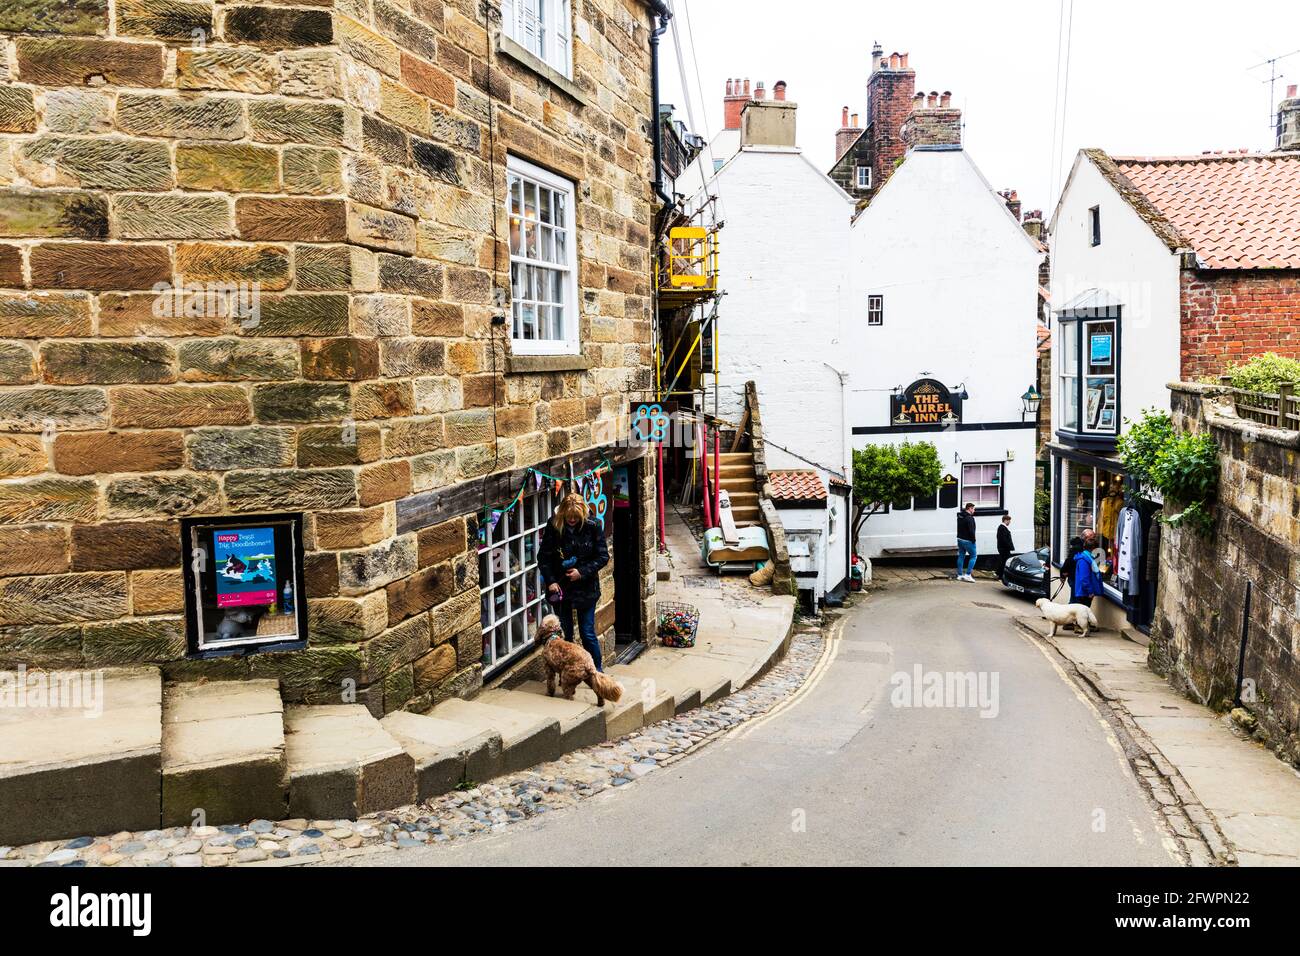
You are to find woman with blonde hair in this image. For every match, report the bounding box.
[538,492,610,670]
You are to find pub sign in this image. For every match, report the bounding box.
[891,378,962,429]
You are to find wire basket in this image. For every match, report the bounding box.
[657,601,699,648]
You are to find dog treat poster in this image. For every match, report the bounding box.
[214,527,277,608]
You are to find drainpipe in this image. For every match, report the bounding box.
[648,6,674,221]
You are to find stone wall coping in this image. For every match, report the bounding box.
[1170,381,1300,449]
[505,352,592,375]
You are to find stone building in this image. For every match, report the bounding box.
[0,0,667,712]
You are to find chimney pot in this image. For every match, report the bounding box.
[899,53,909,68]
[940,91,951,107]
[755,81,766,101]
[1289,84,1298,97]
[927,91,938,107]
[851,112,859,127]
[842,106,849,127]
[726,79,733,96]
[774,80,787,101]
[743,78,751,95]
[871,42,884,73]
[889,52,900,69]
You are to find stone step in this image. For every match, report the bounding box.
[717,452,753,463]
[161,679,287,828]
[600,672,675,727]
[608,662,703,715]
[0,666,162,846]
[480,684,607,752]
[717,477,757,494]
[427,698,562,774]
[512,677,646,740]
[707,463,755,480]
[727,491,759,507]
[379,711,503,800]
[283,705,415,820]
[624,652,737,706]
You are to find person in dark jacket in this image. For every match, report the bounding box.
[1071,530,1103,607]
[956,503,978,582]
[539,493,610,670]
[996,514,1015,583]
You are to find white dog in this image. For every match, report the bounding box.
[1034,598,1099,637]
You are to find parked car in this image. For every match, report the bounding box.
[1001,546,1051,598]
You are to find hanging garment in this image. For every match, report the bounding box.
[1099,492,1123,544]
[1116,506,1142,596]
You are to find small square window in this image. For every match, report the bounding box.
[856,166,872,189]
[867,294,884,326]
[1089,205,1101,246]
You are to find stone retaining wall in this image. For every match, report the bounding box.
[1151,383,1300,767]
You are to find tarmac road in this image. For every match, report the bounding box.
[341,579,1181,866]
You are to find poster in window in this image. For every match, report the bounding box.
[1099,408,1115,429]
[214,527,277,608]
[1089,333,1113,367]
[1087,385,1103,427]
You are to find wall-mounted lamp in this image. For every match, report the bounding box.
[1021,384,1042,420]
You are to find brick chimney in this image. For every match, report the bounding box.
[901,89,962,149]
[741,81,797,148]
[866,44,915,191]
[836,106,862,161]
[998,189,1022,222]
[723,77,751,131]
[1278,83,1300,152]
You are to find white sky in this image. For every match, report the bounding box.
[659,0,1300,212]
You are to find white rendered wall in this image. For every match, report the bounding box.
[849,148,1043,559]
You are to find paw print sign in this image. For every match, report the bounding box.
[631,402,670,444]
[584,470,608,529]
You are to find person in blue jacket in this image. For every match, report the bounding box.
[1071,530,1104,607]
[539,493,610,670]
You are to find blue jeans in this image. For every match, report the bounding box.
[557,601,602,671]
[957,539,977,577]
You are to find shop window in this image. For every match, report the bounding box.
[501,0,572,78]
[479,483,558,674]
[1060,460,1123,593]
[1057,310,1119,440]
[962,462,1004,511]
[867,294,884,326]
[507,156,578,355]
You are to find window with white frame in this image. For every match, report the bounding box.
[867,294,884,326]
[507,156,578,354]
[962,462,1004,511]
[501,0,572,78]
[479,483,558,673]
[856,166,872,189]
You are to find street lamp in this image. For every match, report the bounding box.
[1021,384,1042,421]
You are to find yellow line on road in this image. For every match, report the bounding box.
[726,615,846,741]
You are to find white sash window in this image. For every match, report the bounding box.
[506,155,578,355]
[501,0,572,77]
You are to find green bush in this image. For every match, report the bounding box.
[1224,352,1300,393]
[1118,409,1219,535]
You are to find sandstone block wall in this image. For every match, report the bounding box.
[0,0,658,711]
[1152,384,1300,767]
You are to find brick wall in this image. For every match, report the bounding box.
[1180,269,1300,381]
[1151,384,1300,767]
[865,61,913,201]
[0,0,657,712]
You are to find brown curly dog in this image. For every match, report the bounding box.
[536,614,623,706]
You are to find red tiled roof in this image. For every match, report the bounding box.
[768,470,826,501]
[1107,152,1300,269]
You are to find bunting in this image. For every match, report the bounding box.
[476,459,613,545]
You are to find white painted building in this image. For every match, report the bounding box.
[683,81,856,601]
[849,145,1044,564]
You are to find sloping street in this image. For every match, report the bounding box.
[344,579,1179,866]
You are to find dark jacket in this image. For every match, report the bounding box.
[996,523,1014,556]
[957,511,977,543]
[539,518,608,608]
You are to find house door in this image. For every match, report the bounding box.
[611,461,642,648]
